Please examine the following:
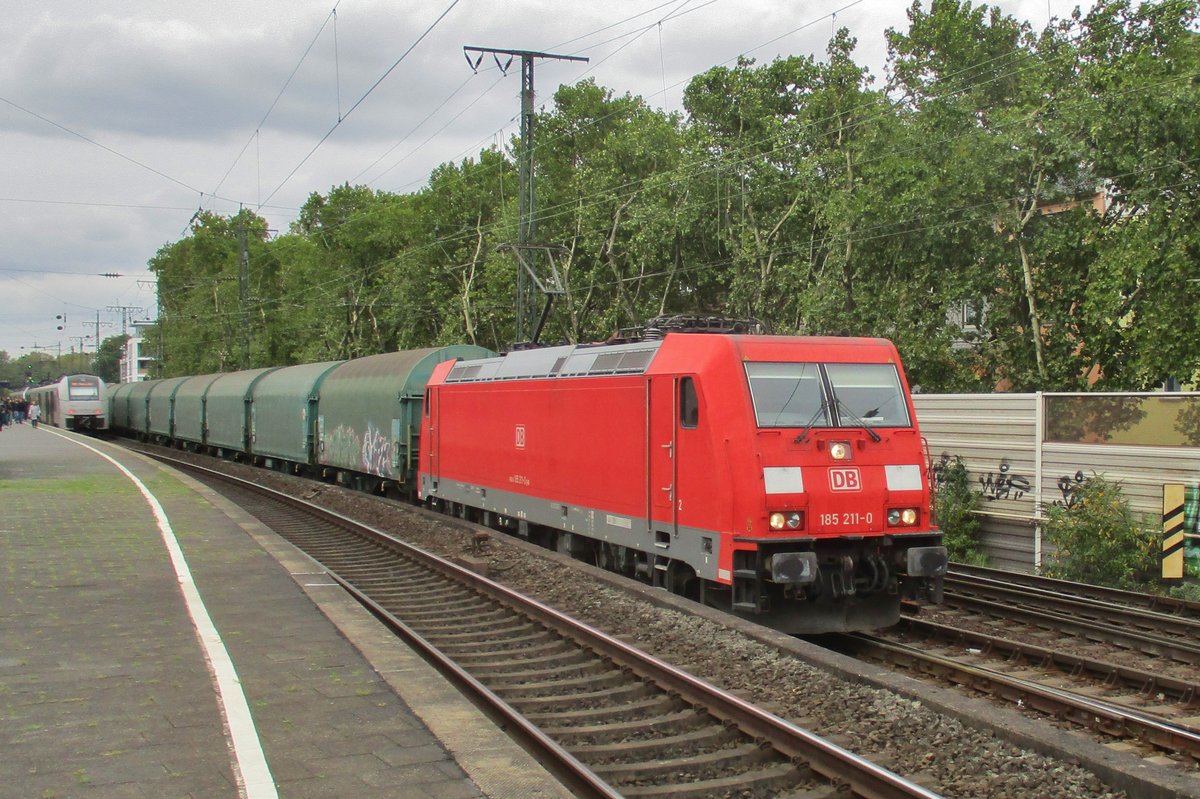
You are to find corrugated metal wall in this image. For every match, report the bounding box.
[913,393,1200,573]
[914,394,1040,571]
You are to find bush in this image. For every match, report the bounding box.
[934,456,987,565]
[1040,474,1157,589]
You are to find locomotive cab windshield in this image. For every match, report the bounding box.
[67,376,102,400]
[745,361,910,430]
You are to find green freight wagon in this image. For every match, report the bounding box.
[204,367,280,456]
[127,379,165,440]
[247,360,344,470]
[315,346,493,497]
[108,381,136,430]
[172,373,222,447]
[147,377,190,442]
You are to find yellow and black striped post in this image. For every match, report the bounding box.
[1162,484,1186,581]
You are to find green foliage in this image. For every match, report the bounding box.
[92,334,129,384]
[1164,582,1200,603]
[0,350,99,392]
[139,2,1200,390]
[934,456,987,565]
[1040,474,1157,588]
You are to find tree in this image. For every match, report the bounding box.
[1071,0,1200,389]
[404,148,518,349]
[289,185,416,359]
[140,2,1200,394]
[150,209,273,375]
[682,54,822,328]
[93,334,129,384]
[887,0,1102,390]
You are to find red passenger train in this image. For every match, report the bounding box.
[419,327,947,634]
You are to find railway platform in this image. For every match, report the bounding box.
[0,423,572,799]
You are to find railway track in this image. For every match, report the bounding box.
[941,571,1200,653]
[156,452,943,799]
[851,567,1200,766]
[949,563,1200,620]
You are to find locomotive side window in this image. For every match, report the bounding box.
[680,377,699,429]
[824,363,910,427]
[745,363,826,427]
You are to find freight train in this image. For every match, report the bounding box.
[27,374,109,432]
[108,326,946,634]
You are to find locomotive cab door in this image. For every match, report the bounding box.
[647,376,679,538]
[423,387,439,492]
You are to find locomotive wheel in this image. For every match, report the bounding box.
[666,561,699,600]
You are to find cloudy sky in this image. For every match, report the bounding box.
[0,0,1092,363]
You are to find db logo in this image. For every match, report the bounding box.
[829,467,861,491]
[514,424,526,449]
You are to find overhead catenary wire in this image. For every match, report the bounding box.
[347,0,1044,245]
[4,0,1180,355]
[169,134,1200,359]
[256,0,466,209]
[211,57,1200,340]
[207,3,344,205]
[227,0,1187,277]
[0,94,207,198]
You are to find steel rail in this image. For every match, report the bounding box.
[950,563,1200,618]
[326,570,625,799]
[158,452,944,799]
[855,633,1200,760]
[938,590,1200,664]
[891,615,1200,705]
[944,573,1200,641]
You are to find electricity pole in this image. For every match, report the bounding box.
[463,45,587,346]
[137,279,162,375]
[106,305,144,337]
[237,220,250,369]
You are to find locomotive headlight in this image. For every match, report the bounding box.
[769,511,804,531]
[887,508,919,526]
[829,441,851,460]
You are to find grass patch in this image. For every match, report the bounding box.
[0,476,132,496]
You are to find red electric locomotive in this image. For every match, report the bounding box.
[418,325,946,634]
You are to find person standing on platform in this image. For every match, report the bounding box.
[29,401,41,428]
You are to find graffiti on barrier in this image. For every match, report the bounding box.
[931,453,954,491]
[978,459,1032,502]
[1054,470,1087,508]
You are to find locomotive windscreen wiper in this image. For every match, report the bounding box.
[833,398,882,442]
[793,400,830,443]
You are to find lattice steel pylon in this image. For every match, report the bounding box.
[464,45,587,346]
